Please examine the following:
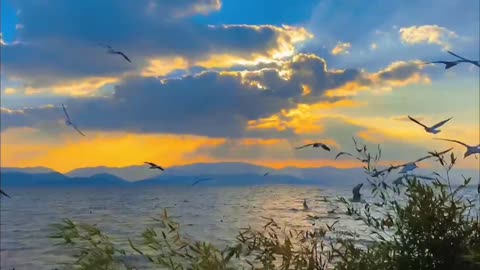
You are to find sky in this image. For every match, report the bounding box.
[1,0,479,173]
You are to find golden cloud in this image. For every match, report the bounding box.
[326,60,430,97]
[247,100,365,135]
[1,128,226,173]
[331,42,351,55]
[399,25,458,50]
[22,77,119,96]
[141,56,190,77]
[3,87,17,95]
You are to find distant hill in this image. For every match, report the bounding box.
[1,166,56,174]
[2,162,478,188]
[1,171,129,187]
[66,162,271,181]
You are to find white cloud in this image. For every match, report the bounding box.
[399,24,458,50]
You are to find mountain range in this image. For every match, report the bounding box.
[1,162,478,188]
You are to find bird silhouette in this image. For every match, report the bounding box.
[1,188,10,198]
[408,116,452,134]
[62,104,85,136]
[144,162,165,171]
[434,138,479,159]
[99,43,132,63]
[447,51,480,67]
[296,142,331,151]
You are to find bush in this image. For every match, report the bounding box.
[50,139,480,270]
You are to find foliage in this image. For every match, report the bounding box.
[49,139,480,270]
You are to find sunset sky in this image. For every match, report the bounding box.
[1,0,479,173]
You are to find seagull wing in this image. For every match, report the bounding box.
[434,138,470,148]
[320,144,331,151]
[431,117,453,129]
[408,116,428,129]
[413,154,434,163]
[447,51,469,61]
[425,61,448,64]
[0,189,10,198]
[144,162,155,166]
[62,104,72,121]
[296,144,313,149]
[335,151,353,160]
[70,123,85,136]
[117,52,132,63]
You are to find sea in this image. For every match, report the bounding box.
[1,185,478,269]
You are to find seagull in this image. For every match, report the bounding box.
[447,51,480,67]
[382,148,453,175]
[263,172,270,176]
[303,199,309,210]
[0,188,10,198]
[192,177,213,186]
[144,162,165,171]
[62,104,85,136]
[434,138,480,159]
[408,116,453,134]
[352,183,363,202]
[98,43,132,63]
[296,142,331,151]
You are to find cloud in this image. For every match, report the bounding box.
[0,127,225,173]
[331,42,351,55]
[3,88,18,95]
[2,1,312,95]
[399,24,458,50]
[325,60,430,97]
[1,55,433,138]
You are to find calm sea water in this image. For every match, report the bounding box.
[1,185,478,269]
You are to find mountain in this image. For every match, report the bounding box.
[1,166,55,174]
[1,171,129,187]
[3,162,478,188]
[66,162,271,181]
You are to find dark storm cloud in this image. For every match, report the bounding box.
[0,55,426,137]
[2,0,307,87]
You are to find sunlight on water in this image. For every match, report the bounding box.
[1,185,478,269]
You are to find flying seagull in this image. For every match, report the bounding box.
[374,148,452,176]
[408,116,453,134]
[303,199,309,210]
[263,172,270,177]
[434,138,480,159]
[99,43,132,63]
[144,162,165,171]
[192,177,213,186]
[447,51,480,67]
[0,188,10,198]
[352,183,363,202]
[296,142,331,151]
[62,104,85,136]
[391,148,453,174]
